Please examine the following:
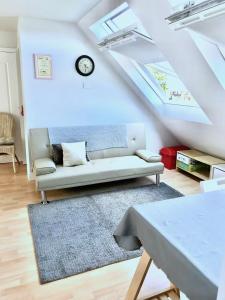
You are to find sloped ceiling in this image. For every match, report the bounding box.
[79,0,225,159]
[189,14,225,45]
[108,37,165,65]
[128,0,225,159]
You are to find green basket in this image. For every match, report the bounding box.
[177,161,204,172]
[177,161,190,171]
[189,164,201,172]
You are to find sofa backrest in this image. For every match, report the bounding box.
[29,123,146,164]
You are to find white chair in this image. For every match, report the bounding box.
[200,177,225,193]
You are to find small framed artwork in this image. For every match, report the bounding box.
[34,54,52,79]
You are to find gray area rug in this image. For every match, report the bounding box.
[28,182,183,284]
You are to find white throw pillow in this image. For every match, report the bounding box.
[62,142,88,167]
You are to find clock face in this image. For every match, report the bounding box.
[75,55,95,76]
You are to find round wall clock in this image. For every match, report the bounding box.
[75,55,95,76]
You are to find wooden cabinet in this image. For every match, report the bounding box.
[211,164,225,179]
[176,150,225,181]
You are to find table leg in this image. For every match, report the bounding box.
[125,250,180,300]
[125,250,152,300]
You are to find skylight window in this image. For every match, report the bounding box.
[145,62,199,107]
[90,3,210,124]
[90,2,149,41]
[110,51,210,123]
[111,8,136,28]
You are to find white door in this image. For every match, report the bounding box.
[0,50,23,163]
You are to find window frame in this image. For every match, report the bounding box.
[144,62,200,108]
[110,50,211,124]
[90,2,150,41]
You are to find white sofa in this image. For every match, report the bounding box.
[29,123,164,203]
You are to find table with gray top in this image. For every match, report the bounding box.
[114,190,225,300]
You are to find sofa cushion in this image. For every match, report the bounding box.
[36,156,164,190]
[62,142,88,167]
[136,149,161,163]
[52,142,90,165]
[52,144,63,165]
[34,158,56,176]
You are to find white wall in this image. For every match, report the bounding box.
[0,31,17,48]
[18,17,178,174]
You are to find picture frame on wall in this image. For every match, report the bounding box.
[34,54,52,79]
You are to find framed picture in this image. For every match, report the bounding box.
[34,54,52,79]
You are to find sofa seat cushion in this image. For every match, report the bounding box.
[36,156,164,190]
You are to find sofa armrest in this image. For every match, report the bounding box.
[136,149,161,163]
[34,158,56,176]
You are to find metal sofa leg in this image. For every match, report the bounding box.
[156,174,160,186]
[40,191,49,205]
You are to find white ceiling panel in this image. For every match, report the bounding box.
[0,0,101,23]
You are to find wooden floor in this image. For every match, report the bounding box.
[0,164,200,300]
